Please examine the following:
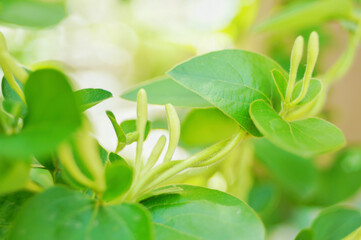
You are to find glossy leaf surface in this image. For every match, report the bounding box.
[168,50,285,136]
[142,185,265,240]
[9,186,154,240]
[250,100,345,156]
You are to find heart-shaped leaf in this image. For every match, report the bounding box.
[8,186,154,240]
[167,50,285,136]
[250,99,345,156]
[75,88,112,112]
[0,69,82,158]
[141,185,265,240]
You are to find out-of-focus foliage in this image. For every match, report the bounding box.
[0,0,67,28]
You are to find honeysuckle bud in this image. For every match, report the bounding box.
[292,31,319,104]
[163,104,180,163]
[135,88,148,173]
[285,35,304,104]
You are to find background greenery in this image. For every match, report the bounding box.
[1,0,361,239]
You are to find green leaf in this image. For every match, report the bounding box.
[1,76,27,118]
[142,185,265,240]
[292,79,323,105]
[295,229,314,240]
[247,182,281,225]
[271,69,287,101]
[75,88,112,112]
[103,161,133,201]
[121,119,151,140]
[0,159,30,195]
[300,206,361,240]
[0,69,82,158]
[343,226,361,240]
[167,50,285,136]
[121,76,213,108]
[8,186,154,240]
[98,143,108,164]
[253,138,318,200]
[0,0,67,28]
[249,100,345,156]
[106,110,126,151]
[255,0,353,33]
[312,147,361,205]
[108,152,127,164]
[0,191,33,238]
[180,108,238,149]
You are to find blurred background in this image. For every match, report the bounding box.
[1,0,361,239]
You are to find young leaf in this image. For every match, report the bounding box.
[0,69,82,158]
[75,88,112,112]
[292,79,322,106]
[103,161,133,201]
[121,119,151,140]
[8,186,154,240]
[0,0,67,28]
[167,50,285,136]
[254,0,353,33]
[106,111,126,151]
[271,69,288,101]
[250,100,345,156]
[297,206,361,240]
[141,185,265,240]
[108,152,127,164]
[253,138,318,200]
[122,76,213,108]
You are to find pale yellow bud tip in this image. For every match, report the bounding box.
[291,36,304,67]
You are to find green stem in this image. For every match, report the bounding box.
[323,21,361,85]
[136,130,245,198]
